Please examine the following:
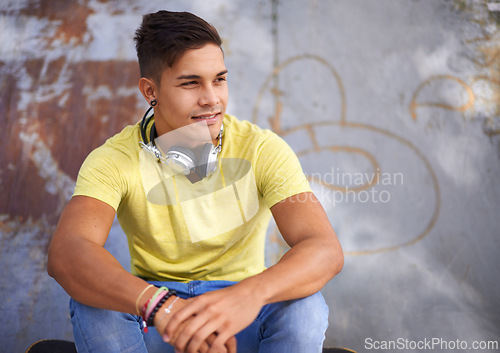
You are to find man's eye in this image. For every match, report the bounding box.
[181,81,197,86]
[215,76,227,83]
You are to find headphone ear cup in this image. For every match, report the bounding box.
[165,146,197,175]
[196,143,217,178]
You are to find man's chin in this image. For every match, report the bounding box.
[208,120,223,143]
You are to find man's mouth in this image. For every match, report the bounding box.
[192,113,220,123]
[193,113,218,119]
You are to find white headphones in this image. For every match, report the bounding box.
[139,106,222,178]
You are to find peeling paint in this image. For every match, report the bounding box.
[451,0,500,136]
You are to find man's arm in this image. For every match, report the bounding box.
[248,191,344,302]
[47,195,153,313]
[161,191,344,353]
[248,135,343,302]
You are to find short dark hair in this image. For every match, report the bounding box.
[134,10,222,84]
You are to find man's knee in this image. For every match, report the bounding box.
[70,299,146,353]
[287,292,328,334]
[261,291,329,340]
[70,299,136,329]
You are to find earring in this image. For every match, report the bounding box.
[150,99,158,107]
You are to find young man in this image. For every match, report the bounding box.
[47,10,343,353]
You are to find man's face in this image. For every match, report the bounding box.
[153,43,228,144]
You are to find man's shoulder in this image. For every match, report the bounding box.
[224,114,274,142]
[93,123,141,155]
[84,122,141,167]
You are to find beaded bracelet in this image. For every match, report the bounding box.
[155,296,179,325]
[146,290,177,327]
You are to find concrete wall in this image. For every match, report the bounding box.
[1,0,499,352]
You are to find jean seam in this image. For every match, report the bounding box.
[71,302,92,353]
[189,281,201,297]
[255,316,264,343]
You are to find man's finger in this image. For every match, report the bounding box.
[165,298,206,341]
[225,336,237,353]
[207,331,235,353]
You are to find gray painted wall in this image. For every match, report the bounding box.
[1,1,499,352]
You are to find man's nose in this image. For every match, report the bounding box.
[199,84,219,106]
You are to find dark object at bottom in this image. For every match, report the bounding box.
[26,339,357,353]
[25,340,77,353]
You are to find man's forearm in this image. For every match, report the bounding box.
[246,191,344,305]
[239,235,343,305]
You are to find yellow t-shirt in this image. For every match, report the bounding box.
[74,114,311,282]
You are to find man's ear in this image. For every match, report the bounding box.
[138,77,157,104]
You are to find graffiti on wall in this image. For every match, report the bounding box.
[411,1,500,139]
[254,54,441,260]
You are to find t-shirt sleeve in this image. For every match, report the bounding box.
[255,133,312,208]
[73,145,128,211]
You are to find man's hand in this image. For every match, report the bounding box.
[154,294,239,353]
[159,283,263,353]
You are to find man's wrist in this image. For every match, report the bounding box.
[140,287,177,330]
[153,294,180,327]
[238,275,272,306]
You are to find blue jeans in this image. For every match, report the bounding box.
[70,280,329,353]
